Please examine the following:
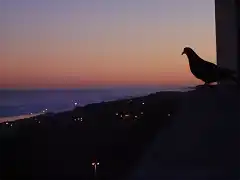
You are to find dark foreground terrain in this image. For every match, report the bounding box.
[0,91,180,180]
[129,85,240,180]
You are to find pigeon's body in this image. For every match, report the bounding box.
[182,47,237,84]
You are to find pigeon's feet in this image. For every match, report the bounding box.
[195,84,208,89]
[203,83,216,89]
[204,83,210,87]
[195,83,216,89]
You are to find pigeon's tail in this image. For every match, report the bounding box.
[229,75,239,85]
[219,68,238,84]
[220,68,237,75]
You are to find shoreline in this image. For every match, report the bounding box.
[0,90,182,179]
[0,88,191,124]
[0,113,43,123]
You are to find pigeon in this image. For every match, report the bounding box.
[181,47,238,85]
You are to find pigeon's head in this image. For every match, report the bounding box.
[181,47,194,55]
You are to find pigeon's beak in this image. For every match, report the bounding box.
[181,51,185,55]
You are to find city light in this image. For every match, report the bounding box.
[73,117,83,122]
[92,162,100,166]
[92,161,100,178]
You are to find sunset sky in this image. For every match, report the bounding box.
[0,0,216,88]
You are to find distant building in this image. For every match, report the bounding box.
[215,0,240,84]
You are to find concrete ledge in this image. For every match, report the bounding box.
[129,86,240,179]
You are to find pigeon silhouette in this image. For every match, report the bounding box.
[182,47,238,85]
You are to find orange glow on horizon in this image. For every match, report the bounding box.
[0,0,216,88]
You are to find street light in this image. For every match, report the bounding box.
[92,161,100,178]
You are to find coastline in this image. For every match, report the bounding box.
[0,87,191,124]
[0,90,182,179]
[0,86,192,124]
[0,113,43,123]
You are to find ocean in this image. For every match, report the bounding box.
[0,86,188,120]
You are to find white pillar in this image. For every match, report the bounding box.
[215,0,240,84]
